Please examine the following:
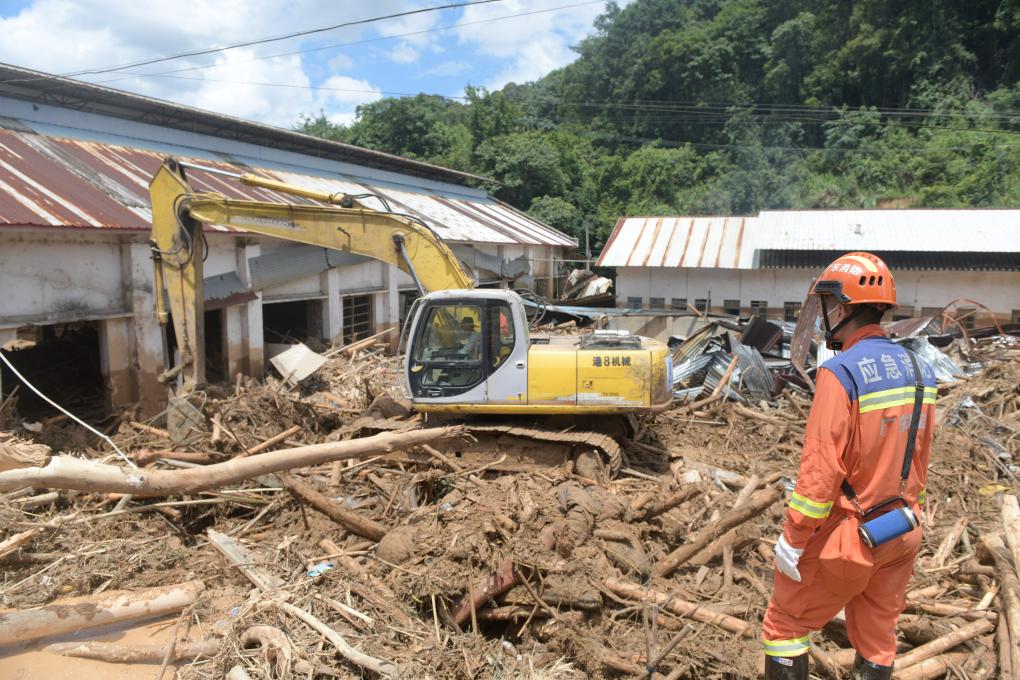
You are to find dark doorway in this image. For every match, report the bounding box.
[263,300,322,343]
[0,322,104,420]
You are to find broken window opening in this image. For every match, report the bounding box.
[784,302,802,322]
[723,299,741,316]
[750,300,768,319]
[342,295,373,344]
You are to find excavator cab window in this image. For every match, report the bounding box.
[413,304,484,391]
[409,299,517,399]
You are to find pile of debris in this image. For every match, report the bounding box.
[0,326,1017,679]
[669,305,1020,408]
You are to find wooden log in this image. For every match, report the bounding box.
[603,577,752,637]
[894,618,995,669]
[731,403,786,426]
[280,472,387,542]
[892,652,970,680]
[0,580,204,646]
[129,421,170,438]
[43,640,220,663]
[242,424,302,457]
[449,557,517,627]
[0,426,462,496]
[1002,495,1020,574]
[930,515,968,568]
[653,484,783,577]
[14,491,58,510]
[904,600,998,620]
[0,528,37,560]
[642,484,703,520]
[980,533,1020,674]
[688,525,758,567]
[997,614,1013,679]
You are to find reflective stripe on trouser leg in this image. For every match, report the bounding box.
[763,636,810,657]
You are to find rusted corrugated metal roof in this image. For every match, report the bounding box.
[0,127,576,247]
[596,216,753,268]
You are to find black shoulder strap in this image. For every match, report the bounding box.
[841,347,926,508]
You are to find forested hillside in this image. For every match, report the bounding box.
[297,0,1020,248]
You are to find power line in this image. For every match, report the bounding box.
[96,0,606,83]
[94,70,1020,137]
[24,0,507,80]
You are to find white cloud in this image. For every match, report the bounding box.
[327,53,353,72]
[390,43,420,64]
[426,61,471,77]
[0,0,401,126]
[455,0,631,88]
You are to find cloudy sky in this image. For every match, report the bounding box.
[0,0,623,128]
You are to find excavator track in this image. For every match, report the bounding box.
[347,416,626,478]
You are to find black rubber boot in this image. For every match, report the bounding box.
[764,654,808,679]
[850,653,893,680]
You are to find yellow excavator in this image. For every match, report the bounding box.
[149,157,672,472]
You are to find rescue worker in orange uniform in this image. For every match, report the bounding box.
[762,253,937,679]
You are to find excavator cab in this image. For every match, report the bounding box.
[405,290,528,406]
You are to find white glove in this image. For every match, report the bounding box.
[775,534,804,582]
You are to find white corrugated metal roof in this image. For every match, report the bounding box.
[598,210,1020,269]
[596,216,754,268]
[757,210,1020,252]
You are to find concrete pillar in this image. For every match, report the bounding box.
[127,243,168,417]
[224,306,245,380]
[376,265,400,351]
[237,244,264,376]
[99,317,135,411]
[321,269,343,345]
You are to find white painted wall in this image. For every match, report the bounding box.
[0,230,129,324]
[616,267,1020,319]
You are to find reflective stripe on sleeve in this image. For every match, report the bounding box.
[789,492,833,520]
[763,636,810,657]
[918,489,926,505]
[858,386,937,414]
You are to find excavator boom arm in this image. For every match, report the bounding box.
[149,157,473,390]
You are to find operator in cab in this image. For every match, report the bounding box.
[459,316,481,360]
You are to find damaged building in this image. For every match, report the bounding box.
[599,211,1020,330]
[0,63,576,418]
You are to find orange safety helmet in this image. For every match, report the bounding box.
[810,252,896,307]
[811,252,896,351]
